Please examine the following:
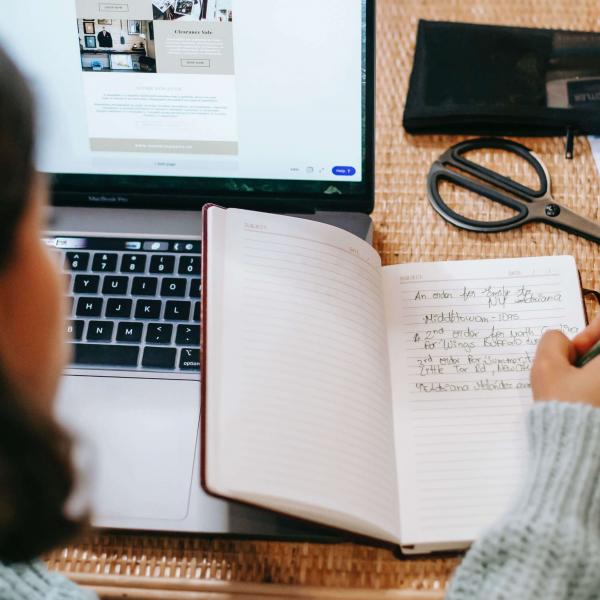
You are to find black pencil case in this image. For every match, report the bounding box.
[403,20,600,137]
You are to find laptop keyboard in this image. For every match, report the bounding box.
[47,236,201,374]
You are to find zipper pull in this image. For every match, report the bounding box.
[565,126,575,160]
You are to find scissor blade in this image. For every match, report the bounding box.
[542,204,600,245]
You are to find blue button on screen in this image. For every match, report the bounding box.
[332,166,356,176]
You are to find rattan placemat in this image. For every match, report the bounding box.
[46,1,600,598]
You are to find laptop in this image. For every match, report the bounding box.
[0,0,375,536]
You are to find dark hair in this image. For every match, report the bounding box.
[0,46,82,562]
[0,47,34,270]
[0,371,82,562]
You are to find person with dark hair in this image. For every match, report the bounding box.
[4,21,600,600]
[0,47,95,598]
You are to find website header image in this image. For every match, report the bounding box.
[78,19,157,73]
[153,0,233,22]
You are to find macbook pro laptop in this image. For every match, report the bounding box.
[0,0,375,535]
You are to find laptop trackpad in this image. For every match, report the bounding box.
[56,376,199,521]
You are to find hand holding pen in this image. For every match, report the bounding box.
[532,315,600,407]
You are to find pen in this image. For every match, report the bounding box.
[576,340,600,368]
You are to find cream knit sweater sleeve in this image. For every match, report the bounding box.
[446,402,600,600]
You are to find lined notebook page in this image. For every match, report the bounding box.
[206,208,401,542]
[382,256,585,549]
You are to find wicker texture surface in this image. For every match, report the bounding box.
[47,0,600,597]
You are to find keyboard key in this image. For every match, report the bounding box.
[164,300,190,321]
[121,254,147,273]
[161,278,187,297]
[72,343,139,368]
[73,275,100,294]
[106,298,133,319]
[76,297,103,318]
[116,322,143,343]
[66,320,84,341]
[178,256,200,275]
[189,279,201,299]
[65,252,90,272]
[146,323,173,345]
[135,299,162,320]
[176,325,200,346]
[179,348,200,371]
[87,321,114,342]
[92,253,118,272]
[66,296,75,314]
[150,255,175,274]
[193,302,200,322]
[102,276,129,295]
[132,277,158,296]
[142,347,176,370]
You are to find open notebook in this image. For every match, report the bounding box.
[201,205,586,554]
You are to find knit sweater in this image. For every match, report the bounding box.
[0,562,96,599]
[447,402,600,600]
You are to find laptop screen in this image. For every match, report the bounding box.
[0,1,373,211]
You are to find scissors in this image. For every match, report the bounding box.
[427,137,600,244]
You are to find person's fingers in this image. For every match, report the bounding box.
[573,314,600,356]
[534,330,576,368]
[531,331,576,400]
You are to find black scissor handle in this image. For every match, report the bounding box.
[427,162,530,233]
[442,137,549,199]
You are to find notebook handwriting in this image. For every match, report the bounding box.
[383,257,585,544]
[403,281,571,386]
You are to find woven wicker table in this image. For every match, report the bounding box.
[46,1,600,598]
